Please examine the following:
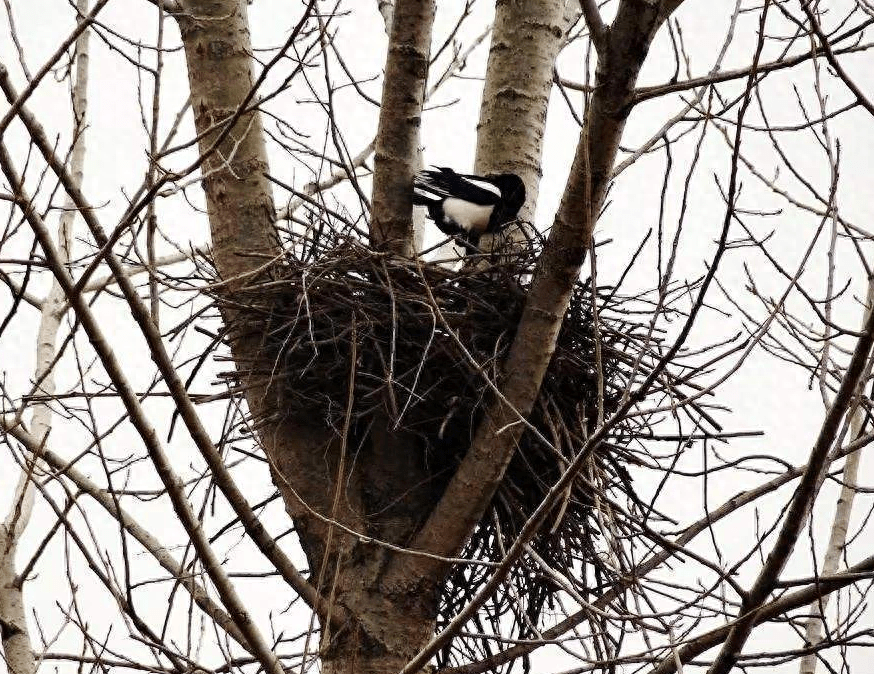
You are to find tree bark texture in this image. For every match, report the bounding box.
[174,1,679,670]
[473,0,568,222]
[0,6,91,671]
[384,0,670,590]
[371,0,435,254]
[176,0,277,285]
[175,0,360,566]
[0,540,34,674]
[176,2,439,670]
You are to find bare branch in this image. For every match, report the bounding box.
[634,38,874,105]
[0,0,110,138]
[4,423,251,650]
[708,175,874,674]
[579,0,608,53]
[647,553,874,674]
[801,4,874,118]
[0,142,288,674]
[141,0,181,12]
[800,281,874,673]
[1,6,93,672]
[0,67,339,632]
[384,0,673,606]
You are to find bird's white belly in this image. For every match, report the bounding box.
[443,198,493,234]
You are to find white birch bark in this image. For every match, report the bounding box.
[473,0,568,220]
[799,279,874,674]
[0,6,90,674]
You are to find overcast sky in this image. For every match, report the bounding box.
[2,1,874,672]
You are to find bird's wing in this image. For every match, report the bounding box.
[412,174,444,204]
[415,168,502,206]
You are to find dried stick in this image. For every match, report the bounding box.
[799,279,874,674]
[1,7,91,673]
[0,53,339,631]
[0,144,287,674]
[4,423,250,650]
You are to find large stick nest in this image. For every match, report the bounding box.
[212,229,672,662]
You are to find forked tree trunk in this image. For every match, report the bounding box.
[175,2,438,670]
[174,1,678,671]
[319,592,435,674]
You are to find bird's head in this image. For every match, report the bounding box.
[489,173,526,213]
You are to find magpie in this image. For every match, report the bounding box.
[412,167,526,249]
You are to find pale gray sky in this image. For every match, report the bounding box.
[2,1,874,672]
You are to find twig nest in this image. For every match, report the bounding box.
[213,234,651,656]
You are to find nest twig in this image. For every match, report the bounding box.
[207,223,703,664]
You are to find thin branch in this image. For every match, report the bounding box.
[579,0,608,54]
[801,4,874,117]
[3,423,251,650]
[0,0,111,138]
[0,44,340,632]
[646,552,874,674]
[707,187,874,674]
[0,144,287,674]
[800,281,874,672]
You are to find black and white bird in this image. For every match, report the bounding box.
[412,167,526,249]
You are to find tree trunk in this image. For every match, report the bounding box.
[0,543,34,674]
[371,0,435,254]
[176,0,348,625]
[175,0,359,554]
[175,4,442,670]
[319,586,435,674]
[473,0,568,221]
[384,0,669,589]
[175,0,277,286]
